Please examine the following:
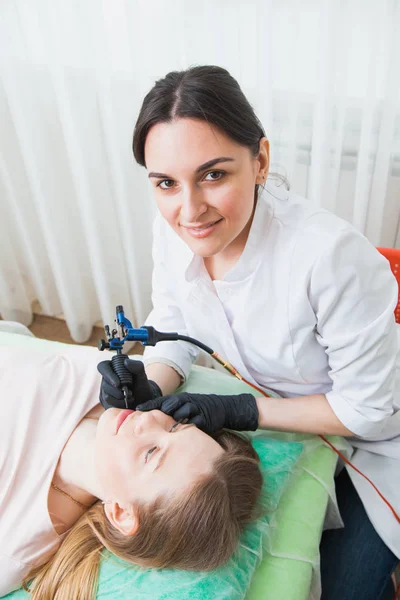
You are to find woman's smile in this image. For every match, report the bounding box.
[183,217,224,238]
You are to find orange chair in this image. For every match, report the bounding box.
[377,247,400,324]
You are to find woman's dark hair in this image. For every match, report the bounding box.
[132,64,283,198]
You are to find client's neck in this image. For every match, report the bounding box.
[53,404,106,507]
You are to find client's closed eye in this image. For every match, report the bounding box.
[145,446,158,463]
[144,423,182,464]
[148,422,195,471]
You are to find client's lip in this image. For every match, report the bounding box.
[115,409,134,434]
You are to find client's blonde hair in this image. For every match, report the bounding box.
[22,430,263,600]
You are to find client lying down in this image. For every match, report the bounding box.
[0,344,263,599]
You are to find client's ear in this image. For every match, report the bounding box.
[104,501,139,537]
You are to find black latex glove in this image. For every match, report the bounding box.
[97,358,162,410]
[135,391,259,434]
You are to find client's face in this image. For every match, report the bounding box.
[95,409,224,506]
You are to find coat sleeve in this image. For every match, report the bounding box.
[308,227,399,438]
[142,216,199,384]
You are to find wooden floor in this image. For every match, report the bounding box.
[26,314,144,355]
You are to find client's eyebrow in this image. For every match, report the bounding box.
[148,157,235,180]
[154,423,195,472]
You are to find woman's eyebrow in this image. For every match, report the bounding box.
[154,423,196,472]
[148,156,235,179]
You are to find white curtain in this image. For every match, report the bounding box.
[1,0,399,342]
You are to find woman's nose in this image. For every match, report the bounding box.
[180,189,208,223]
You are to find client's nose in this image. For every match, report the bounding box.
[133,410,161,433]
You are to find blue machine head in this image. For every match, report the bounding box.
[98,305,150,353]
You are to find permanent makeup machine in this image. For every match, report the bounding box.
[98,305,255,409]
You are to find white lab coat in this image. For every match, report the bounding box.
[143,180,400,560]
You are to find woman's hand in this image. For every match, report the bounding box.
[97,358,162,410]
[135,391,259,434]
